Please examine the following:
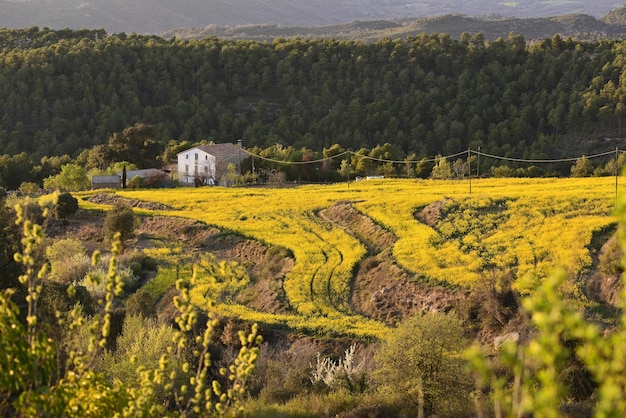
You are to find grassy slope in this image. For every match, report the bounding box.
[78,177,620,339]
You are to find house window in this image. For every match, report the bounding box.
[204,166,209,173]
[186,154,188,159]
[185,165,188,174]
[194,166,198,175]
[205,155,208,160]
[195,153,198,160]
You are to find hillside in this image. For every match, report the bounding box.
[76,178,620,335]
[60,177,623,348]
[2,177,625,416]
[0,0,623,34]
[163,13,626,43]
[602,3,626,24]
[5,27,626,175]
[76,178,624,413]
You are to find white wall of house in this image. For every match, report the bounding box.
[177,147,216,186]
[177,143,248,186]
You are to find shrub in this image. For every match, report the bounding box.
[598,235,623,275]
[43,163,90,191]
[81,257,138,299]
[55,253,92,286]
[267,170,286,185]
[490,164,515,177]
[54,192,78,220]
[3,210,262,417]
[571,155,594,177]
[47,238,88,284]
[128,175,144,189]
[37,281,95,341]
[460,269,520,334]
[310,344,366,393]
[118,250,157,276]
[104,203,135,244]
[248,342,316,405]
[19,182,39,194]
[125,288,157,318]
[373,312,473,417]
[144,172,169,188]
[98,314,182,404]
[430,156,452,179]
[5,194,44,223]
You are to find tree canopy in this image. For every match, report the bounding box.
[0,28,623,166]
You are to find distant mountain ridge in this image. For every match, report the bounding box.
[602,4,626,25]
[162,12,626,43]
[0,0,625,35]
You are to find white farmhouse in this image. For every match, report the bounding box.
[177,143,247,186]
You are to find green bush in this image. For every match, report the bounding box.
[5,194,43,223]
[373,312,473,418]
[46,238,89,284]
[571,155,594,177]
[18,182,39,194]
[104,203,135,244]
[2,207,262,417]
[490,164,515,177]
[119,250,158,276]
[81,263,137,299]
[128,175,144,189]
[125,288,157,318]
[430,156,452,179]
[598,235,623,275]
[43,163,90,191]
[98,315,182,404]
[54,192,79,220]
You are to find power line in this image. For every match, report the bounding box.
[347,149,468,164]
[220,147,624,167]
[234,150,352,165]
[473,149,619,164]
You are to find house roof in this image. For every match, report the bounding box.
[92,175,120,183]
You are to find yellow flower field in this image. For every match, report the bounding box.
[79,177,620,339]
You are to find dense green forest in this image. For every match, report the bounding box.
[2,27,626,166]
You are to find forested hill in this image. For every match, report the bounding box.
[2,27,626,162]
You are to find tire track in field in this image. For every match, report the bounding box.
[318,201,468,324]
[317,202,395,313]
[299,219,331,310]
[303,211,345,311]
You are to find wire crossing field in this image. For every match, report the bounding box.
[80,177,620,338]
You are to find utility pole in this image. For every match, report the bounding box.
[237,139,242,177]
[615,147,619,200]
[346,154,352,189]
[468,148,472,195]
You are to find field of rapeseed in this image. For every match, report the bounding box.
[80,177,620,338]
